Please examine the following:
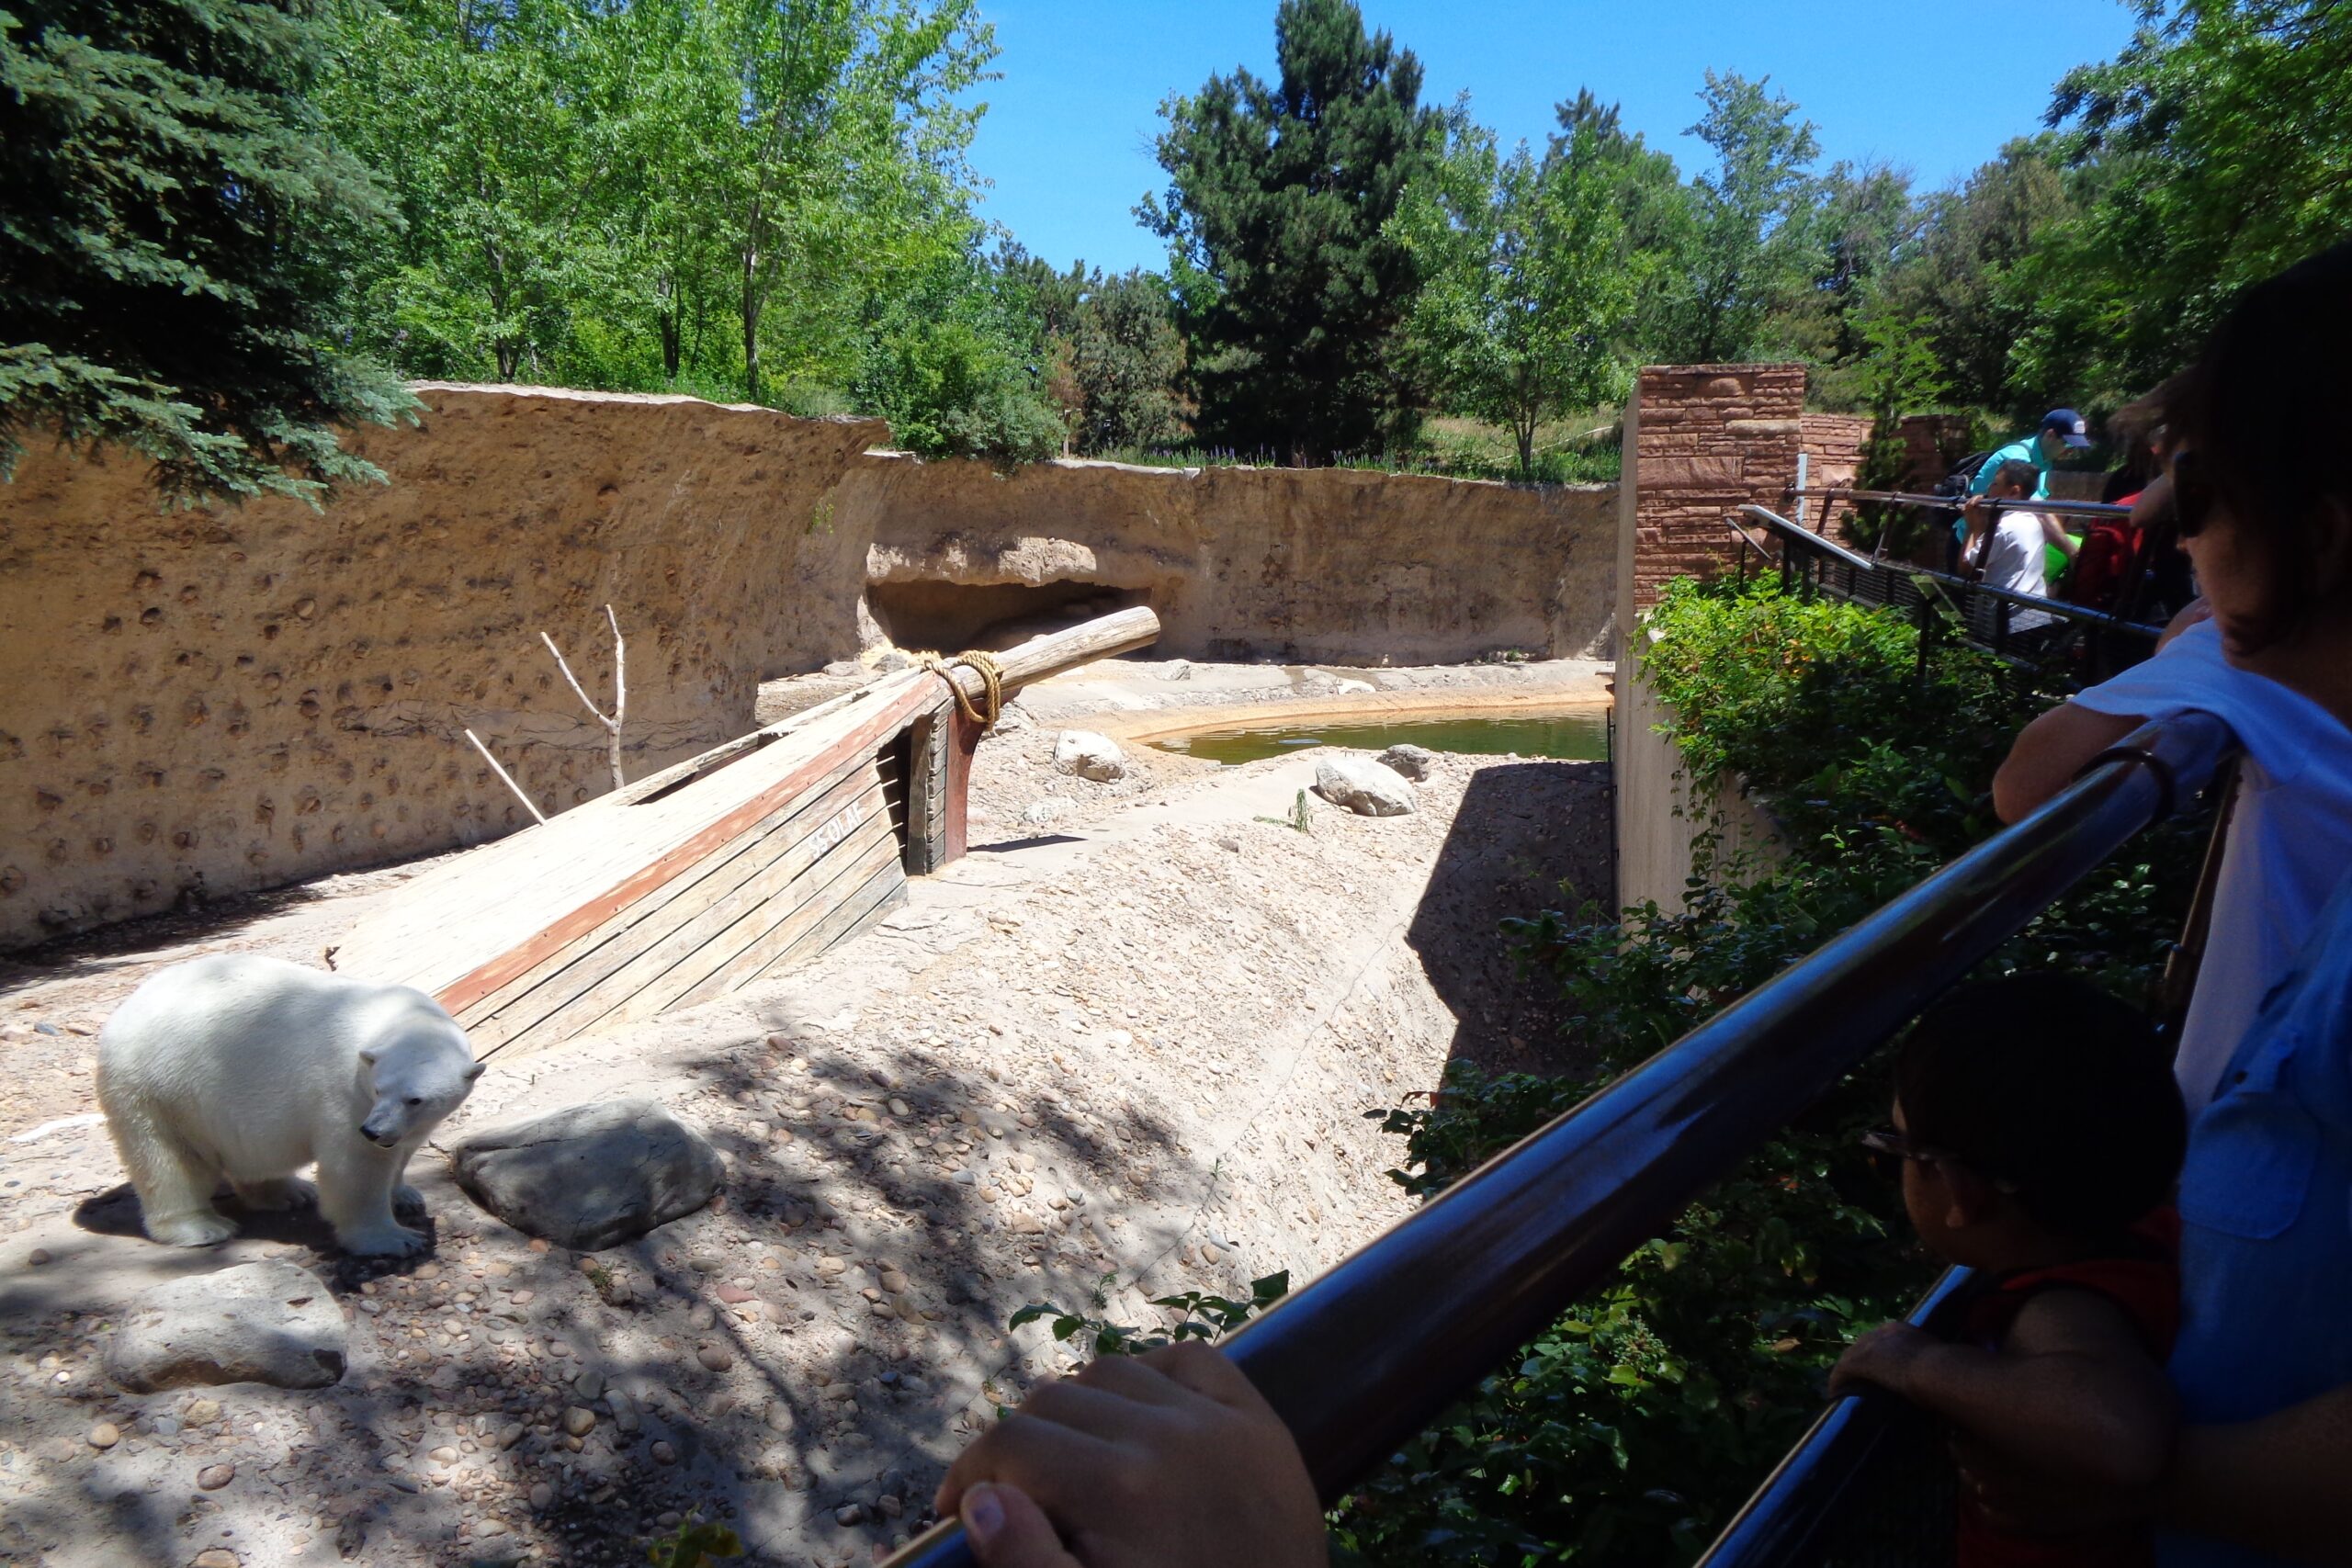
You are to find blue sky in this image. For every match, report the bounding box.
[964,0,2143,275]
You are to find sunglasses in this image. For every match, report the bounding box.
[2168,448,2218,539]
[1858,1126,2022,1193]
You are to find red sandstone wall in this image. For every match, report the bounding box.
[1798,412,1873,547]
[1615,364,1807,621]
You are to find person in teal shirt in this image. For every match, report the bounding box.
[1951,409,2095,572]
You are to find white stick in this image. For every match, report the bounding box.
[604,604,626,791]
[465,728,548,826]
[541,605,628,791]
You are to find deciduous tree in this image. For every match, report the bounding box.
[1654,72,1821,364]
[1391,116,1633,479]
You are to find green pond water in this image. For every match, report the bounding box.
[1149,709,1609,766]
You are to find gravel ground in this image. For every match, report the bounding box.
[0,683,1610,1568]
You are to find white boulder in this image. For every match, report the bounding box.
[1314,756,1417,817]
[1053,730,1127,783]
[108,1261,348,1391]
[1378,743,1436,780]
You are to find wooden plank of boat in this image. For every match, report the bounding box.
[335,671,936,1002]
[486,761,893,1046]
[337,673,932,989]
[488,781,902,1058]
[450,747,883,1042]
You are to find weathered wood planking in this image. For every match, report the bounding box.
[334,606,1161,1061]
[451,754,889,1053]
[335,672,936,1009]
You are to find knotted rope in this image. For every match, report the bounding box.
[917,649,1006,728]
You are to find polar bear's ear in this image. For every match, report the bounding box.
[358,1049,377,1067]
[463,1062,486,1081]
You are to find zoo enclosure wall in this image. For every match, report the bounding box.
[0,388,1616,951]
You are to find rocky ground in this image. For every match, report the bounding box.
[0,664,1611,1568]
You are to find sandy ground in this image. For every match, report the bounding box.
[0,664,1611,1567]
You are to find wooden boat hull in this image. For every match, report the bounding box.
[334,608,1157,1059]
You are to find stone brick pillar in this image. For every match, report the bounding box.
[1798,412,1874,547]
[1896,412,1983,491]
[1612,364,1808,643]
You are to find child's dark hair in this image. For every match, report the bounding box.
[1992,458,2040,495]
[1896,974,2184,1239]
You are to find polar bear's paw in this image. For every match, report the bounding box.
[392,1185,427,1219]
[338,1223,429,1258]
[150,1212,238,1247]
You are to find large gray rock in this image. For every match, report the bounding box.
[1378,743,1435,781]
[1314,756,1417,817]
[1052,730,1126,782]
[449,1100,722,1251]
[107,1260,346,1392]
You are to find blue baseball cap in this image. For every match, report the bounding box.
[2041,409,2094,449]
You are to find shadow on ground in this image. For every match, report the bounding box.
[1405,758,1614,1080]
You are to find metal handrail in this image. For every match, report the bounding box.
[883,711,2233,1568]
[1792,484,2137,523]
[1737,504,2164,644]
[1695,1265,1978,1567]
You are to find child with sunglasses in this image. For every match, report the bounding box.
[1831,974,2187,1568]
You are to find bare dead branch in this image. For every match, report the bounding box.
[541,604,628,791]
[465,727,548,826]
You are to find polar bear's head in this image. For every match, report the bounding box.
[357,1032,485,1149]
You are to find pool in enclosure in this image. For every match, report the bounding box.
[1144,709,1609,766]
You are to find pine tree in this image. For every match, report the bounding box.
[0,0,411,505]
[1142,0,1442,466]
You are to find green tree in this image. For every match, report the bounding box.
[1068,269,1189,454]
[2007,0,2352,409]
[712,0,996,405]
[1007,253,1190,456]
[1391,114,1634,479]
[1774,158,1918,391]
[853,242,1063,463]
[1657,71,1821,364]
[322,0,621,384]
[1877,136,2080,414]
[320,0,999,413]
[1141,0,1443,465]
[0,0,412,504]
[1546,89,1699,367]
[1843,297,1953,553]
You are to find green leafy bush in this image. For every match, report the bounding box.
[1010,1271,1292,1358]
[1335,575,2203,1565]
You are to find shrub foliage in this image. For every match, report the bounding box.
[1335,577,2204,1564]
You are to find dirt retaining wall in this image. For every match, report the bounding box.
[0,386,886,948]
[2,389,1616,950]
[841,454,1616,666]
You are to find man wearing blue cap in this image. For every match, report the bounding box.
[1949,408,2095,556]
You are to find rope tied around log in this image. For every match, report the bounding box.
[917,649,1006,728]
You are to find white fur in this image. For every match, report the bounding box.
[96,954,483,1256]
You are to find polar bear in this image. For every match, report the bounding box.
[96,954,484,1256]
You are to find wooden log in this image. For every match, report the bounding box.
[938,604,1159,707]
[901,605,1160,873]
